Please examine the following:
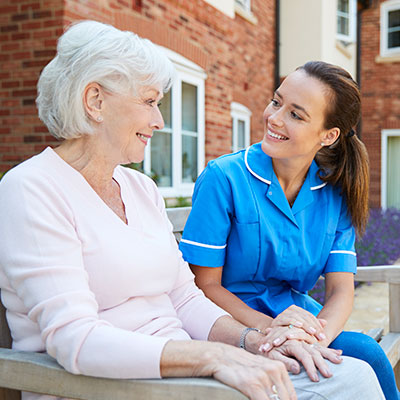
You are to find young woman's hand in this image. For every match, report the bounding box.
[271,305,327,341]
[258,325,317,352]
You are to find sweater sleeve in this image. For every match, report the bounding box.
[0,168,170,379]
[145,175,229,340]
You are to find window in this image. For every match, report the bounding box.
[381,0,400,57]
[381,129,400,209]
[143,48,206,198]
[337,0,356,43]
[231,102,251,153]
[235,0,251,12]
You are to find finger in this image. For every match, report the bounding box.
[308,345,332,378]
[315,345,343,364]
[267,363,294,400]
[271,314,304,328]
[286,343,319,382]
[279,366,298,400]
[273,307,325,339]
[266,349,301,375]
[261,327,316,352]
[271,381,291,400]
[318,318,328,327]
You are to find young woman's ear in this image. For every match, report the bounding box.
[83,83,104,123]
[321,127,340,147]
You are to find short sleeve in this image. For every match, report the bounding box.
[323,200,357,274]
[179,161,233,267]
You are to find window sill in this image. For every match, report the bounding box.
[335,40,353,59]
[234,3,258,25]
[376,54,400,64]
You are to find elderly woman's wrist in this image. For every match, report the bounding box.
[240,328,266,354]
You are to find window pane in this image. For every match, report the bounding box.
[337,15,349,35]
[338,0,349,13]
[389,10,400,28]
[182,82,197,132]
[387,136,400,208]
[238,120,245,149]
[151,131,172,187]
[389,31,400,48]
[159,90,171,129]
[182,134,197,183]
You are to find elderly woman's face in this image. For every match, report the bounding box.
[99,85,164,164]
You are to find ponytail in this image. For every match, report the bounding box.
[316,134,369,236]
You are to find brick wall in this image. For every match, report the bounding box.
[0,0,276,172]
[0,0,64,171]
[360,0,400,207]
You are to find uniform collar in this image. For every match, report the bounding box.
[244,142,327,191]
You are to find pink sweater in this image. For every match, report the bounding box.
[0,148,227,398]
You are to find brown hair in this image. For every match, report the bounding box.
[297,61,369,236]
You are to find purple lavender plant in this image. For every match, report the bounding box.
[355,208,400,266]
[310,208,400,304]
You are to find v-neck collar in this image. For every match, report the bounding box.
[244,143,327,226]
[44,147,132,228]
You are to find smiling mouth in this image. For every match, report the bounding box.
[137,133,151,143]
[268,129,288,141]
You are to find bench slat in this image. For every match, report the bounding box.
[0,349,247,400]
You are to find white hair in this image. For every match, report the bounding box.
[36,20,175,140]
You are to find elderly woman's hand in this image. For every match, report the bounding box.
[161,340,297,400]
[271,305,327,341]
[263,340,343,382]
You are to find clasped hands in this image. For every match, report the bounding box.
[256,305,343,382]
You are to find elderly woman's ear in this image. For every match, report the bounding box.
[84,82,104,123]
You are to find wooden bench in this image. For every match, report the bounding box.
[1,206,399,399]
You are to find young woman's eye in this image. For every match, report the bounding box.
[146,99,156,106]
[291,111,302,120]
[271,98,280,107]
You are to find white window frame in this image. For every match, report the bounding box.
[381,129,400,208]
[143,47,206,198]
[235,0,251,12]
[231,102,251,153]
[380,0,400,57]
[336,0,357,43]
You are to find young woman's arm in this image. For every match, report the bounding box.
[316,271,354,346]
[190,264,275,332]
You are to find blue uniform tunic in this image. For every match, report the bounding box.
[180,142,357,318]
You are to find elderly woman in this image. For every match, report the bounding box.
[0,21,384,400]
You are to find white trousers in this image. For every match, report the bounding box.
[291,356,385,399]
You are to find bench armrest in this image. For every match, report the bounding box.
[355,265,400,283]
[0,348,246,400]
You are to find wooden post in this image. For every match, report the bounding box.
[389,283,400,386]
[389,283,400,333]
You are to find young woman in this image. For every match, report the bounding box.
[180,61,400,400]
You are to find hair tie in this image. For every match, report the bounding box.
[347,129,355,138]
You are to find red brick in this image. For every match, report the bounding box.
[2,81,20,88]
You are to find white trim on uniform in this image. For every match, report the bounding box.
[244,147,272,185]
[310,182,327,190]
[180,238,227,250]
[330,250,357,256]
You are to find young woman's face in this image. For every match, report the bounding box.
[261,70,333,165]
